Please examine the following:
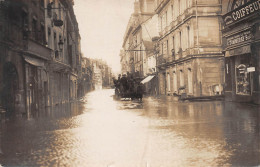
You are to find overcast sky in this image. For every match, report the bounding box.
[74,0,135,73]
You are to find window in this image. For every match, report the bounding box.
[161,43,163,55]
[180,69,184,87]
[32,18,37,40]
[54,32,57,51]
[187,26,190,49]
[58,3,61,19]
[140,46,142,60]
[21,11,28,28]
[165,11,168,26]
[59,34,62,52]
[178,0,181,15]
[172,36,175,58]
[171,5,174,21]
[134,52,136,62]
[166,40,169,56]
[173,71,177,92]
[188,68,193,94]
[41,24,45,44]
[179,31,182,49]
[236,64,251,95]
[21,11,28,39]
[160,16,163,31]
[235,55,251,95]
[167,73,171,92]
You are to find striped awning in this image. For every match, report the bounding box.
[141,75,155,84]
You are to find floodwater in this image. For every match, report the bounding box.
[0,89,259,167]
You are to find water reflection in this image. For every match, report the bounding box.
[0,89,259,166]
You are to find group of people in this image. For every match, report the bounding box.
[113,73,143,101]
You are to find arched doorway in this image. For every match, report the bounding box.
[1,62,19,116]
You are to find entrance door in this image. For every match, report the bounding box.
[1,62,19,116]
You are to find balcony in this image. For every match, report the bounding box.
[157,55,166,66]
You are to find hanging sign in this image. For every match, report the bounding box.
[247,67,255,72]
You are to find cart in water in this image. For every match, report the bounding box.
[113,75,143,101]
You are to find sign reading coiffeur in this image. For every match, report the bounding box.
[223,0,260,26]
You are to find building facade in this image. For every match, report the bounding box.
[0,0,84,118]
[156,0,224,98]
[79,57,94,97]
[0,0,52,116]
[222,0,260,104]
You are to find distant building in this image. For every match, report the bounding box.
[79,57,94,97]
[91,59,113,90]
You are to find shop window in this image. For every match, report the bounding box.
[236,64,251,95]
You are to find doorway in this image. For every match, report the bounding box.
[1,62,19,116]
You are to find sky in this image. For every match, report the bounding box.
[73,0,135,73]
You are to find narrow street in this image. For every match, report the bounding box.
[0,89,259,167]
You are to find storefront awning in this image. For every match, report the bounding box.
[141,75,155,84]
[23,56,45,67]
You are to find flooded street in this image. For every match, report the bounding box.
[0,89,260,167]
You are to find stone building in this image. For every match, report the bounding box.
[79,57,94,97]
[222,0,260,104]
[121,15,137,75]
[121,0,158,80]
[46,0,81,104]
[131,0,157,78]
[91,59,113,90]
[0,0,83,118]
[0,0,51,116]
[156,0,224,98]
[120,49,128,74]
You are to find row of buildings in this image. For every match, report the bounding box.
[0,0,112,118]
[80,58,113,95]
[120,0,260,104]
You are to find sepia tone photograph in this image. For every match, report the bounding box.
[0,0,259,166]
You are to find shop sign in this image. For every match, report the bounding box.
[227,31,252,46]
[223,0,260,26]
[247,67,255,72]
[225,45,251,57]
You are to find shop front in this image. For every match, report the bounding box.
[222,0,260,104]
